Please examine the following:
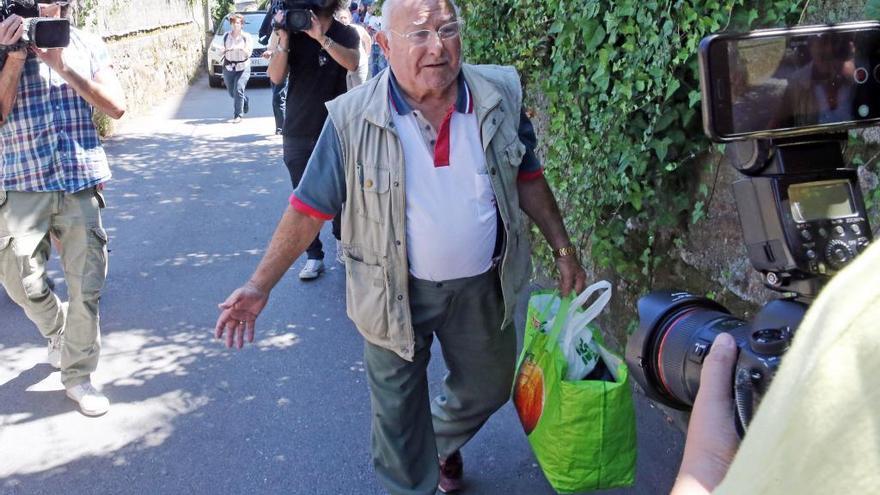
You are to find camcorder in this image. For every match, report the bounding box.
[0,0,70,50]
[626,22,878,435]
[272,0,336,33]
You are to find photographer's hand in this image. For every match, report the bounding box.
[32,45,64,72]
[303,12,323,42]
[0,14,24,50]
[32,46,126,119]
[0,15,27,125]
[304,12,359,72]
[670,333,740,495]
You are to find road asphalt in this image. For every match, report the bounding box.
[0,76,683,495]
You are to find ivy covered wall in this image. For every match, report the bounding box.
[461,0,880,346]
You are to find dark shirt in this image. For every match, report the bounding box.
[283,20,359,138]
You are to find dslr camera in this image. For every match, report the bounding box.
[0,0,70,50]
[273,0,335,33]
[626,22,878,434]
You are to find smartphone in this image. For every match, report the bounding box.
[699,22,880,142]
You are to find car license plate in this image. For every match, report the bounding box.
[251,57,268,67]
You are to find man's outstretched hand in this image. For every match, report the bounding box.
[215,283,269,349]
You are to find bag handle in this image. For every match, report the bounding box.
[564,280,612,334]
[546,295,571,353]
[544,281,612,352]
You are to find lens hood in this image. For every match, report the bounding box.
[626,291,729,408]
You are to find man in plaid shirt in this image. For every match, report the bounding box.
[0,1,125,416]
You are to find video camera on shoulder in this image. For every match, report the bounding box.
[273,0,336,33]
[0,0,70,50]
[626,22,878,435]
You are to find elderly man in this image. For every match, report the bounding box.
[215,0,585,492]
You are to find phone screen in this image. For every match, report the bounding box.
[706,25,880,139]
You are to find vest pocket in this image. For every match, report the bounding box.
[503,139,526,167]
[345,258,390,340]
[358,166,391,224]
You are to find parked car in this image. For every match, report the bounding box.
[206,10,269,88]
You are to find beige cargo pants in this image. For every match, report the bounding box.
[0,188,108,388]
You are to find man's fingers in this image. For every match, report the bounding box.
[10,23,22,44]
[246,320,255,344]
[214,310,232,340]
[697,333,738,403]
[225,318,236,348]
[236,321,245,349]
[560,265,576,297]
[219,289,242,310]
[0,19,23,45]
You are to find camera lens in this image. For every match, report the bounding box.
[626,292,748,410]
[287,9,312,31]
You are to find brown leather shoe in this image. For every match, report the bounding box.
[438,450,464,493]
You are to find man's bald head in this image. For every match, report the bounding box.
[381,0,460,30]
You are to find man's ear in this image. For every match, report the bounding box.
[376,31,391,57]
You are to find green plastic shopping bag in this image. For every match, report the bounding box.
[512,284,637,493]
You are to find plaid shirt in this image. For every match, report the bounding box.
[0,28,112,193]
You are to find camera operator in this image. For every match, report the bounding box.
[268,0,359,280]
[0,0,125,416]
[672,240,880,494]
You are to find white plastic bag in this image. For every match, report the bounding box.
[555,281,613,381]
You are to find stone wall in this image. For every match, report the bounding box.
[71,0,214,134]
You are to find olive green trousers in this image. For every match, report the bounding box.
[364,267,517,495]
[0,188,108,387]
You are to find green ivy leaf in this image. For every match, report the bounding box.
[665,78,681,100]
[587,25,607,51]
[688,89,702,108]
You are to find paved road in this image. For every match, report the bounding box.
[0,76,683,495]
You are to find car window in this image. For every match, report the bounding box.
[218,13,264,36]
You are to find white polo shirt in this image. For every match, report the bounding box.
[390,84,496,281]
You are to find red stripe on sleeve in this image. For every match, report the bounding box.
[517,168,544,182]
[289,193,334,220]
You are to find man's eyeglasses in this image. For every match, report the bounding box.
[388,20,463,46]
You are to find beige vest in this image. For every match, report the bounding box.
[326,64,532,360]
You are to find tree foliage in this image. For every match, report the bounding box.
[462,1,806,281]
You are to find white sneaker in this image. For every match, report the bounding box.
[336,242,345,265]
[66,381,110,416]
[47,333,63,369]
[298,259,324,280]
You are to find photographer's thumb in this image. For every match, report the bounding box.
[672,333,740,495]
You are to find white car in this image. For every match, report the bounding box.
[206,10,269,88]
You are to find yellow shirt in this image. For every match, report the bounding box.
[715,241,880,494]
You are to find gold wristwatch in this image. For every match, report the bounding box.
[554,246,577,258]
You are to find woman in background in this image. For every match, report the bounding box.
[222,13,253,123]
